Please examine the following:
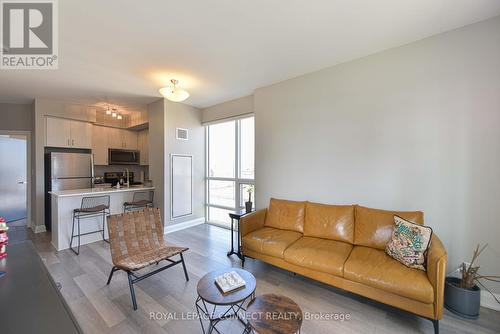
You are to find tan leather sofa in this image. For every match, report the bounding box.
[240,198,447,333]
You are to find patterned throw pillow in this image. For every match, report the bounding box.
[385,215,433,271]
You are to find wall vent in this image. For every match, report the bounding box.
[176,128,189,140]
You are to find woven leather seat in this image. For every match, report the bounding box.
[106,208,189,310]
[114,245,187,271]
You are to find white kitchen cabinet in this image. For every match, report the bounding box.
[107,127,123,149]
[70,121,92,149]
[137,129,149,165]
[92,125,108,165]
[46,117,71,147]
[123,130,138,149]
[107,128,137,149]
[91,125,142,165]
[46,117,92,149]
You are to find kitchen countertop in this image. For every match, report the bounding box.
[49,185,154,198]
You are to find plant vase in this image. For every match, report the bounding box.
[245,201,253,214]
[444,277,481,319]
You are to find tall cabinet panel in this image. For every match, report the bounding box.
[138,130,149,165]
[92,125,108,165]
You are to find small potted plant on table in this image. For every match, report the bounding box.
[245,185,254,213]
[444,244,500,319]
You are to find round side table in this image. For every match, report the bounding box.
[196,268,256,334]
[245,294,303,334]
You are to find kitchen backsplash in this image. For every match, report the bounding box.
[94,165,149,182]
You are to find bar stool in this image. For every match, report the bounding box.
[70,195,110,255]
[123,191,154,212]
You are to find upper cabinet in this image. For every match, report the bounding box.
[45,117,92,149]
[92,125,145,165]
[70,121,92,148]
[123,130,138,150]
[107,128,138,149]
[45,117,71,147]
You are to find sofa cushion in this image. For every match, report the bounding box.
[243,227,302,259]
[344,246,434,304]
[385,216,433,271]
[265,198,306,233]
[304,202,354,243]
[284,237,353,276]
[354,205,424,250]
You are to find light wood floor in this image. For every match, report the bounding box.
[24,224,500,334]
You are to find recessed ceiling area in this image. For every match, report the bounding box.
[1,0,500,108]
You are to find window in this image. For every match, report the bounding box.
[206,116,254,227]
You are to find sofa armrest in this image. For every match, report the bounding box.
[426,234,447,319]
[240,209,267,237]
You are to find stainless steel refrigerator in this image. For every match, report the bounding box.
[45,151,94,230]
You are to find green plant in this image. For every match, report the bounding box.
[246,185,254,202]
[459,244,500,304]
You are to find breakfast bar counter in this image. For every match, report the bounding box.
[49,186,154,251]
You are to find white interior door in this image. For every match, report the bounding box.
[0,135,27,223]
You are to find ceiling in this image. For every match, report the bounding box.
[1,0,500,109]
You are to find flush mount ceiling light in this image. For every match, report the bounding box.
[159,79,189,102]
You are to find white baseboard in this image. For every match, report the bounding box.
[481,291,500,311]
[33,224,47,233]
[164,218,205,234]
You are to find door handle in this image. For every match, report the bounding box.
[72,139,75,146]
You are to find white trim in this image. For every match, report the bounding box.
[481,291,500,311]
[33,224,47,233]
[202,113,254,126]
[170,154,193,220]
[164,217,205,234]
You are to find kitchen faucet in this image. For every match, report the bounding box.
[124,168,130,187]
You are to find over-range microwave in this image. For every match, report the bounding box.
[108,149,140,165]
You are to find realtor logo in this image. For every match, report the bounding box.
[1,0,58,69]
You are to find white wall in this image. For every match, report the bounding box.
[165,101,205,225]
[0,103,34,131]
[202,95,253,123]
[148,99,205,226]
[148,99,168,221]
[255,16,500,292]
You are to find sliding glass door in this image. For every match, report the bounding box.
[206,116,254,228]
